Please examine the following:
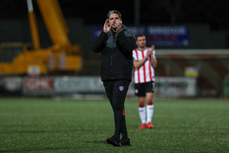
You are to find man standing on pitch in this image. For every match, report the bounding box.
[92,10,136,146]
[133,34,157,129]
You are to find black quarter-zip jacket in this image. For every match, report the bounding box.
[92,25,136,81]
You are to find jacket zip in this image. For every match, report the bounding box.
[110,38,115,73]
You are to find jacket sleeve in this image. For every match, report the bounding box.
[92,31,108,53]
[116,31,136,59]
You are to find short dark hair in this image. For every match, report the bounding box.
[136,34,145,39]
[107,10,122,19]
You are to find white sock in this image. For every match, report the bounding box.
[138,105,146,124]
[147,103,154,123]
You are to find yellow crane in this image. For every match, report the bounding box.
[0,0,82,75]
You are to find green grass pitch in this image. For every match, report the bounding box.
[0,98,229,153]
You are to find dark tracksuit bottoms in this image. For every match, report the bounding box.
[103,80,130,138]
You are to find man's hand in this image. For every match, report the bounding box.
[113,20,122,33]
[150,45,155,57]
[150,45,157,67]
[103,19,111,33]
[151,45,155,51]
[147,49,153,56]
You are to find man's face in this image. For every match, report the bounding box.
[136,36,146,49]
[108,13,121,29]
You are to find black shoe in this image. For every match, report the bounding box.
[106,136,121,146]
[121,137,131,146]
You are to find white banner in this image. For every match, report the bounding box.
[54,76,104,93]
[154,77,196,98]
[2,77,22,91]
[54,76,196,98]
[22,76,196,97]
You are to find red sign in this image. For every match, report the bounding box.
[24,78,53,91]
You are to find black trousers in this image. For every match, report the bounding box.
[103,80,130,138]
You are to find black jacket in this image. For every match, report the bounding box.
[92,25,136,81]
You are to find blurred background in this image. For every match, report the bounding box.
[0,0,229,98]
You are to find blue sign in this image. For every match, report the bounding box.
[93,26,189,46]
